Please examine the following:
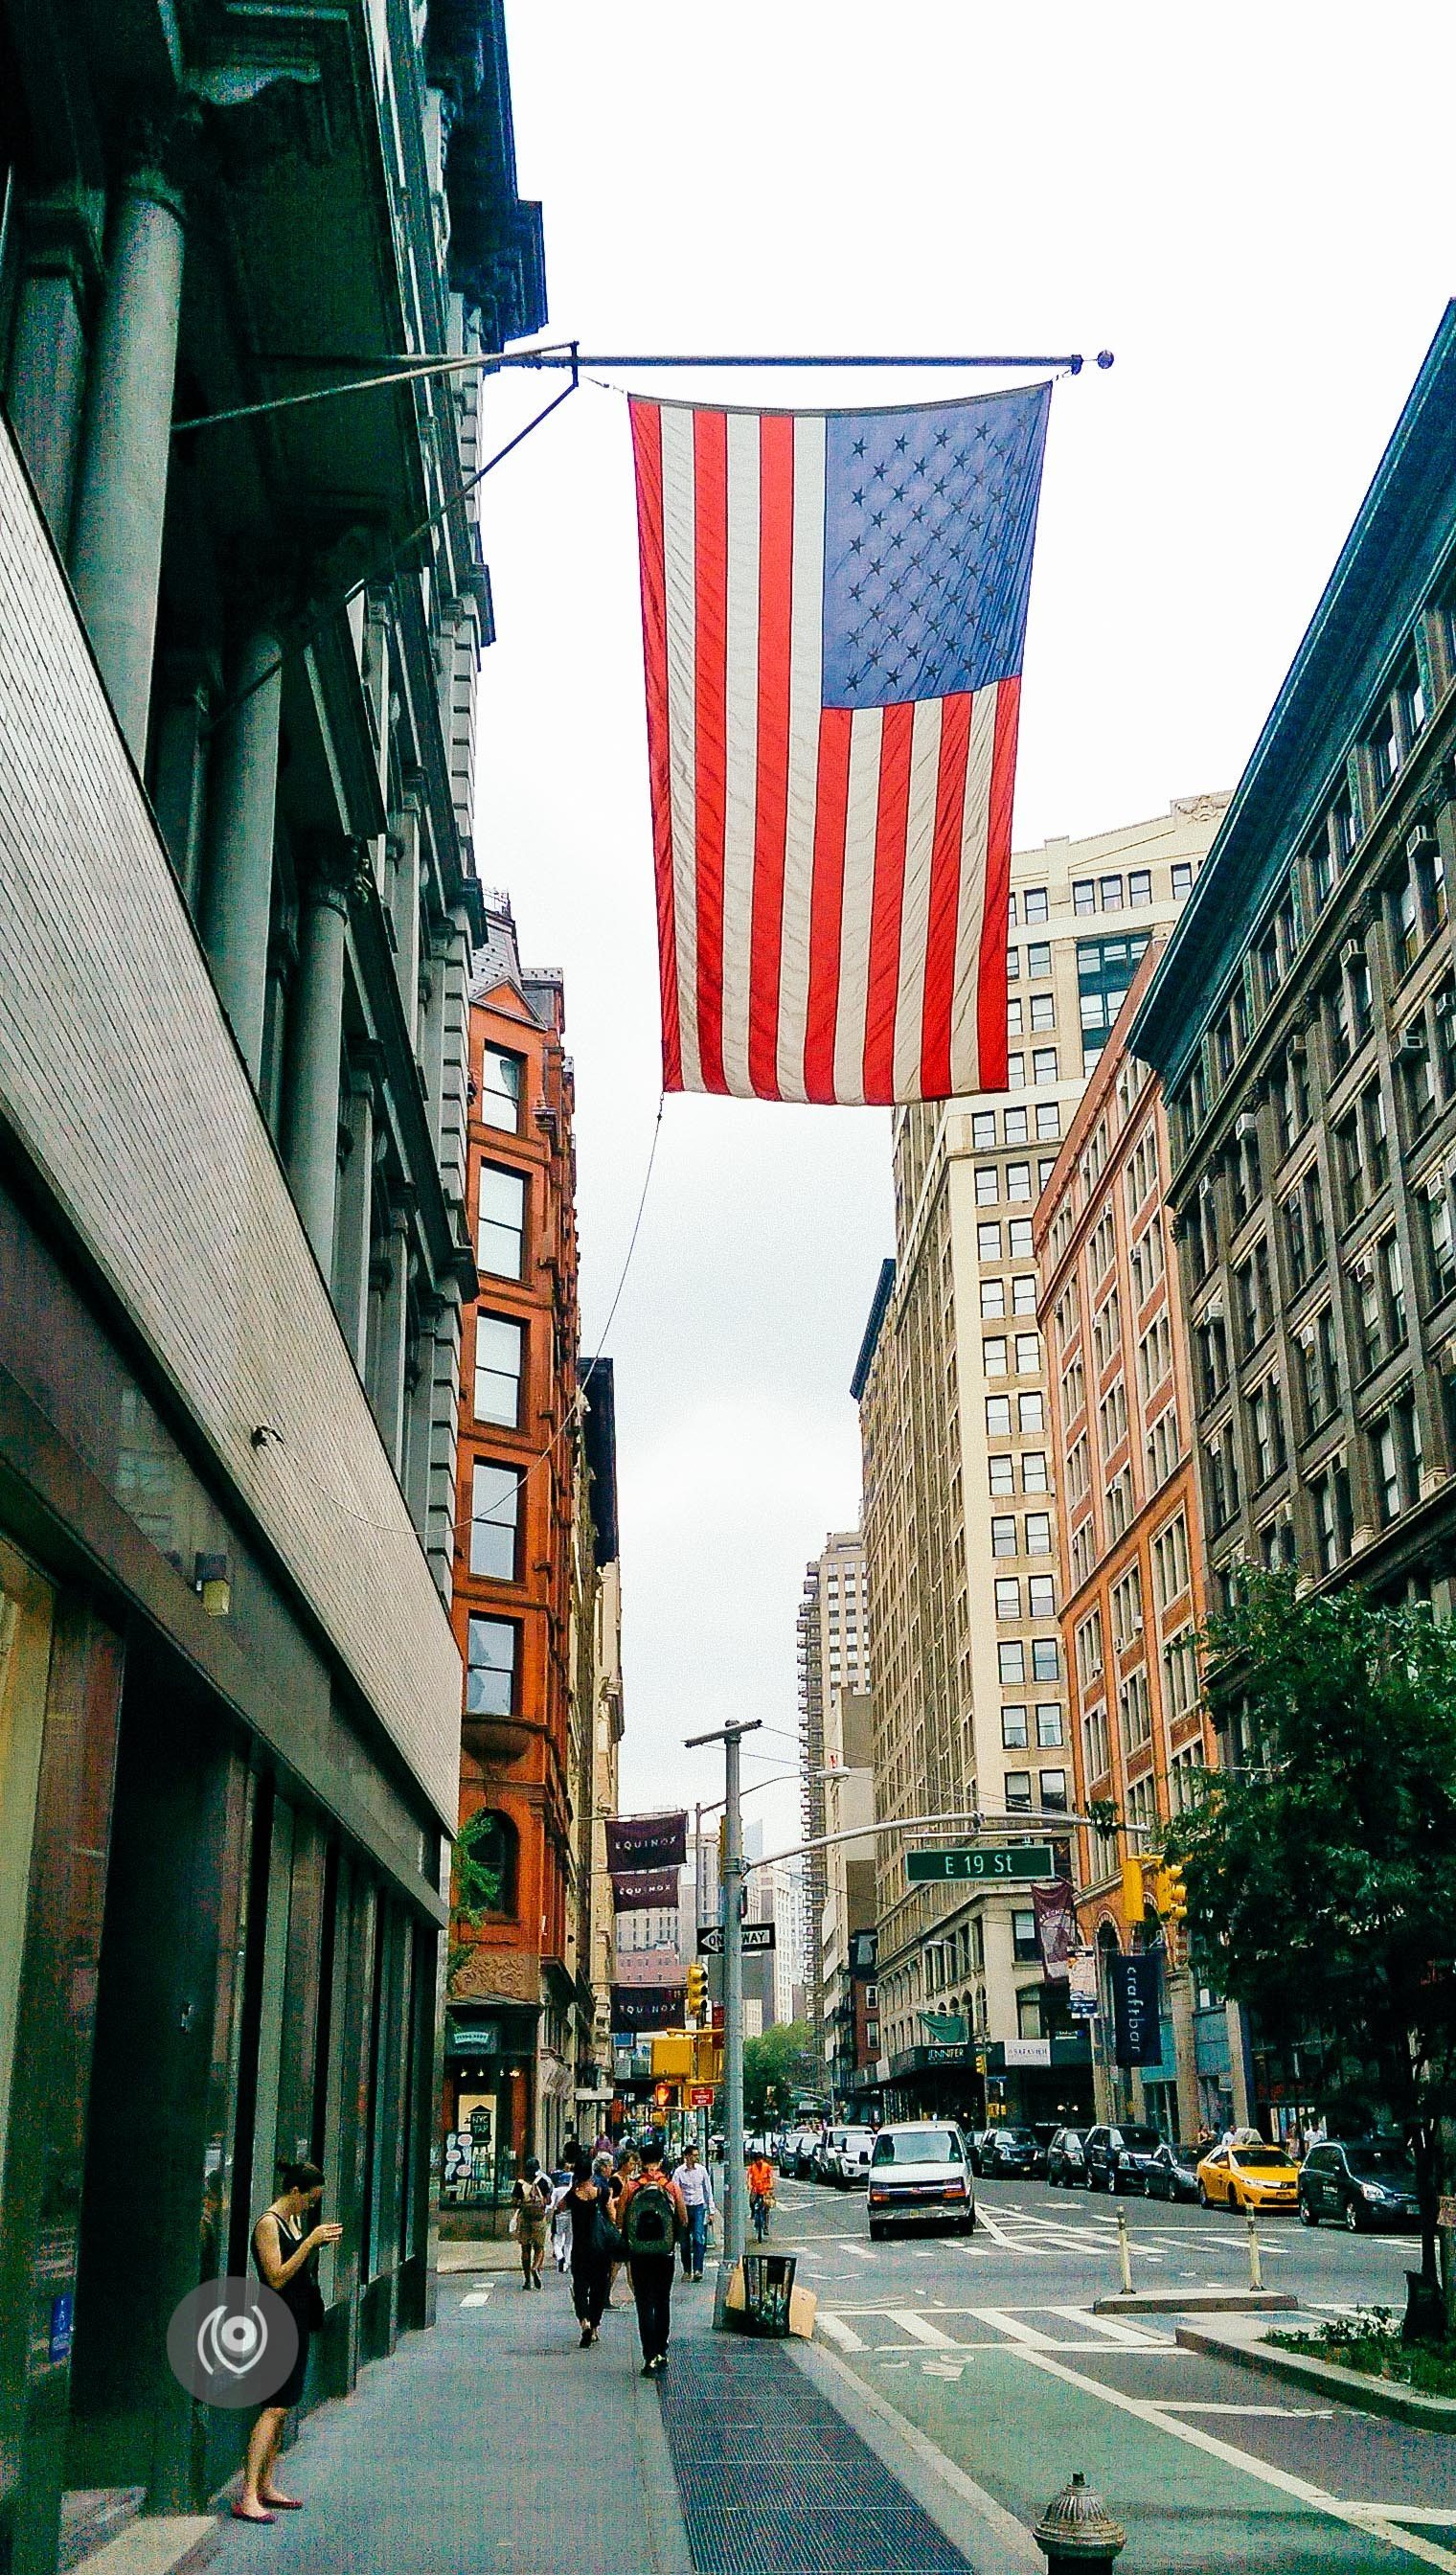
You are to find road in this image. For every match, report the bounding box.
[768,2172,1456,2573]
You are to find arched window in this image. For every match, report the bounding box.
[473,1810,518,1916]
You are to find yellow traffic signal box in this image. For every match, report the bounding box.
[1120,1857,1146,1924]
[685,1962,708,2021]
[651,2034,694,2080]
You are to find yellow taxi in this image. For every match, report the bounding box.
[1194,2139,1301,2212]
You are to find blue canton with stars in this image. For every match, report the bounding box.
[820,382,1050,710]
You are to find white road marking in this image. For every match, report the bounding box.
[921,2359,965,2379]
[1154,2403,1335,2419]
[888,2309,958,2347]
[1007,2345,1456,2574]
[459,2292,489,2307]
[911,2245,937,2259]
[1345,2514,1456,2529]
[841,2242,877,2262]
[1043,2305,1172,2347]
[816,2313,865,2352]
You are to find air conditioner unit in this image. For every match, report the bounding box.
[1235,1110,1258,1140]
[1296,1322,1318,1352]
[1289,1030,1308,1060]
[1339,938,1362,968]
[1399,1021,1428,1057]
[1439,986,1456,1015]
[1353,1252,1375,1283]
[1407,818,1439,859]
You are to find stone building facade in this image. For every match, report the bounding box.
[796,1529,871,2072]
[0,4,542,2564]
[856,801,1226,2129]
[1132,304,1456,2139]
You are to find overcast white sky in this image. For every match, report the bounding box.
[475,3,1456,1851]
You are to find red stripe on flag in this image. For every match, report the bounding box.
[692,409,729,1094]
[919,692,974,1100]
[861,700,915,1104]
[629,399,681,1090]
[747,413,795,1101]
[803,708,853,1103]
[976,674,1021,1091]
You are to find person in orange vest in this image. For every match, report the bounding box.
[746,2151,774,2241]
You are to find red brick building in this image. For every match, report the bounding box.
[443,898,591,2208]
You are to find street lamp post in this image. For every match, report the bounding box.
[685,1717,762,2328]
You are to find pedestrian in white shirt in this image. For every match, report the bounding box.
[671,2143,716,2282]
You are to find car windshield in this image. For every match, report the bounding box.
[874,2131,963,2165]
[1345,2148,1415,2180]
[1000,2129,1036,2146]
[1233,2149,1292,2168]
[1115,2128,1161,2152]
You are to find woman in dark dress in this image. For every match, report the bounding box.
[237,2159,341,2523]
[565,2150,616,2347]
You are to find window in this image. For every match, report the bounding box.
[1005,1771,1034,1813]
[1373,1417,1400,1524]
[1035,1101,1060,1141]
[1025,1512,1053,1555]
[1007,1161,1033,1200]
[1249,1379,1285,1485]
[1033,1047,1058,1084]
[1074,879,1096,915]
[981,1279,1006,1319]
[1278,1043,1312,1151]
[465,1808,518,1914]
[984,1335,1009,1374]
[1018,1390,1044,1432]
[1023,886,1049,923]
[977,1222,1002,1261]
[1147,1404,1180,1488]
[1336,1111,1365,1222]
[975,1165,1000,1204]
[1309,824,1335,911]
[1004,1105,1029,1143]
[990,1455,1015,1495]
[1031,1635,1060,1682]
[1008,1053,1026,1088]
[1075,1610,1103,1691]
[474,1313,525,1425]
[1171,861,1194,899]
[1030,992,1056,1032]
[466,1615,517,1718]
[1001,1704,1030,1748]
[1078,933,1150,1063]
[1424,1184,1456,1297]
[1109,1562,1144,1652]
[1312,1458,1353,1573]
[1150,1511,1190,1613]
[1039,1767,1069,1811]
[1027,941,1052,976]
[991,1515,1017,1557]
[478,1165,526,1277]
[1007,997,1024,1036]
[1012,1907,1039,1963]
[1028,1572,1056,1617]
[1035,1702,1064,1746]
[1119,1665,1152,1756]
[1010,1219,1034,1258]
[1298,1304,1339,1432]
[1163,1629,1198,1723]
[972,1111,996,1148]
[1128,869,1152,907]
[987,1395,1012,1436]
[1100,874,1125,911]
[1081,1698,1111,1788]
[1022,1451,1049,1492]
[999,1641,1027,1685]
[481,1046,522,1131]
[994,1577,1021,1618]
[1370,703,1400,796]
[470,1462,521,1581]
[1007,946,1020,980]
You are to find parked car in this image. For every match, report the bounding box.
[1045,2126,1087,2188]
[985,2125,1039,2179]
[1298,2139,1420,2232]
[811,2129,844,2183]
[1083,2122,1164,2194]
[1195,2140,1301,2212]
[1030,2123,1060,2176]
[833,2127,877,2187]
[1144,2140,1202,2203]
[967,2126,1000,2176]
[867,2122,976,2240]
[784,2128,820,2179]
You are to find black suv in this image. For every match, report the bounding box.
[1082,2122,1164,2194]
[985,2125,1039,2178]
[1299,2139,1420,2232]
[1046,2126,1087,2187]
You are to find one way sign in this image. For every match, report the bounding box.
[696,1921,775,1956]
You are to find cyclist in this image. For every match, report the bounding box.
[747,2149,774,2241]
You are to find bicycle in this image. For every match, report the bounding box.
[750,2190,772,2241]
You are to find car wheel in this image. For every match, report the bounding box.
[1345,2198,1364,2234]
[1299,2198,1318,2227]
[1197,2182,1210,2208]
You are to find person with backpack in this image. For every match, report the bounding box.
[511,2153,551,2290]
[562,2150,619,2347]
[616,2133,686,2377]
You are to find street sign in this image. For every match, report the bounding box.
[904,1844,1057,1884]
[689,2085,715,2108]
[696,1921,776,1954]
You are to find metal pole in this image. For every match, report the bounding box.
[1116,2209,1133,2296]
[1246,2205,1263,2292]
[721,1724,746,2313]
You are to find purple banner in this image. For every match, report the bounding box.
[605,1812,688,1875]
[1033,1879,1077,1981]
[610,1867,681,1914]
[610,1985,685,2035]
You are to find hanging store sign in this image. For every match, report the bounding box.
[611,1867,681,1913]
[905,1844,1056,1884]
[606,1812,689,1874]
[610,1985,686,2035]
[1111,1950,1162,2066]
[1067,1950,1099,2020]
[1033,1880,1077,1980]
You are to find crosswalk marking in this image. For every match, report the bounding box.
[1043,2304,1166,2346]
[816,2313,866,2352]
[888,2309,958,2347]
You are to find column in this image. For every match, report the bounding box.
[372,1198,413,1474]
[402,1297,438,1536]
[391,774,423,1052]
[68,160,187,763]
[200,626,285,1082]
[284,849,354,1267]
[149,660,212,906]
[5,190,102,539]
[332,1053,379,1370]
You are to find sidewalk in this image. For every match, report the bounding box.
[189,2256,996,2575]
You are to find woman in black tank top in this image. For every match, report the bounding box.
[236,2159,342,2523]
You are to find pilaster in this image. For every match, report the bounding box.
[284,841,359,1267]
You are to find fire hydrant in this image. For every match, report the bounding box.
[1033,2471,1127,2572]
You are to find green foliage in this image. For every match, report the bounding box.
[447,1807,504,1984]
[1172,1570,1456,2296]
[1270,2311,1456,2396]
[742,2019,816,2129]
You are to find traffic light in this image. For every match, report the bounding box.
[1121,1857,1146,1924]
[686,1962,708,2022]
[1164,1861,1188,1925]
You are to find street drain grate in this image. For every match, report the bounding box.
[658,2341,979,2573]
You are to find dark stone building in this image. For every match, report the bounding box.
[0,3,543,2566]
[1132,304,1456,2124]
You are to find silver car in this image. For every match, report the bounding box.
[866,2120,976,2239]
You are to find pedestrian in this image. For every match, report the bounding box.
[617,2132,686,2378]
[671,2141,715,2282]
[563,2151,617,2347]
[235,2159,340,2523]
[592,2151,624,2307]
[511,2153,550,2290]
[746,2149,774,2242]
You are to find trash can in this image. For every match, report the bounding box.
[739,2252,797,2336]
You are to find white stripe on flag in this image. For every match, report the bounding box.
[831,709,885,1107]
[659,407,701,1092]
[891,695,944,1103]
[948,687,998,1096]
[775,415,827,1104]
[719,412,761,1100]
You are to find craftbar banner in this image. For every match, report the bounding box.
[605,1812,689,1875]
[1110,1948,1163,2066]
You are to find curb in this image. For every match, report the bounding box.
[1093,2290,1297,2315]
[1174,2322,1456,2429]
[792,2333,1045,2572]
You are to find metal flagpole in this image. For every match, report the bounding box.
[686,1718,762,2328]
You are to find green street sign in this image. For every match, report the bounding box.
[905,1844,1057,1884]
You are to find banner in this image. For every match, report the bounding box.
[610,1985,685,2035]
[1033,1879,1077,1981]
[610,1866,681,1914]
[920,2011,968,2045]
[1110,1949,1162,2066]
[1067,1950,1099,2021]
[605,1812,688,1874]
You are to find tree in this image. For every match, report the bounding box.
[1172,1571,1456,2332]
[742,2019,816,2130]
[447,1806,504,1985]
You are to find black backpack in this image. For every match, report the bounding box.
[623,2178,676,2257]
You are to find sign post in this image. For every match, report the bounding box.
[686,1717,762,2329]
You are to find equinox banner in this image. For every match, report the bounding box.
[605,1812,689,1875]
[610,1985,685,2035]
[610,1866,682,1913]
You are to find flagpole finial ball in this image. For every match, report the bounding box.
[1096,350,1115,370]
[1068,354,1083,376]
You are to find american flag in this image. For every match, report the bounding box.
[630,380,1051,1105]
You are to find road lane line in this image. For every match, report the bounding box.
[1007,2344,1456,2573]
[889,2309,958,2347]
[1155,2403,1334,2418]
[817,2313,865,2351]
[965,2308,1063,2349]
[841,2242,877,2261]
[1043,2305,1172,2346]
